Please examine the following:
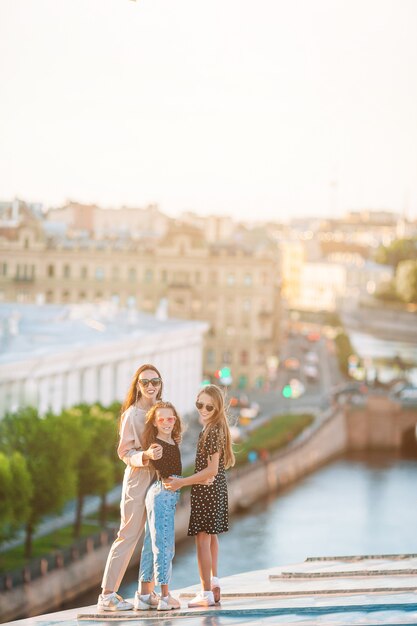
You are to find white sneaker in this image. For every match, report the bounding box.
[188,590,215,607]
[134,590,159,610]
[157,594,180,611]
[97,592,133,612]
[211,576,221,603]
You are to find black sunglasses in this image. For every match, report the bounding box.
[196,401,214,412]
[139,377,162,388]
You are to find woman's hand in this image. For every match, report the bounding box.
[163,476,183,492]
[144,443,163,461]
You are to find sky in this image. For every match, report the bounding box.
[1,0,417,221]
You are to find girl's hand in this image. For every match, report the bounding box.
[201,477,215,486]
[163,476,183,492]
[174,433,182,445]
[144,443,163,461]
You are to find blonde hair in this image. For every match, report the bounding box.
[118,364,163,433]
[198,385,235,469]
[142,401,183,450]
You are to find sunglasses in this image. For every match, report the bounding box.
[156,416,176,423]
[139,377,162,388]
[195,401,215,412]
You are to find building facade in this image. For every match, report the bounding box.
[0,214,282,388]
[0,303,207,417]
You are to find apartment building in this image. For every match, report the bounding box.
[0,212,281,388]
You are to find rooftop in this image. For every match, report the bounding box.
[4,554,417,626]
[0,302,206,366]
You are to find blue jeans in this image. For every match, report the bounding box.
[139,480,180,585]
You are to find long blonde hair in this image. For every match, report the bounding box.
[142,401,183,450]
[198,385,235,469]
[118,364,163,433]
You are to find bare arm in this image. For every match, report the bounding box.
[164,452,219,491]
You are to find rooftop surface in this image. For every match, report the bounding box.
[0,303,204,365]
[4,554,417,626]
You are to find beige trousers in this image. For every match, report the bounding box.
[101,464,155,592]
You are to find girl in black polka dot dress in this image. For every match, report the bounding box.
[164,385,235,608]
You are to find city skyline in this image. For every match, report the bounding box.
[1,0,417,221]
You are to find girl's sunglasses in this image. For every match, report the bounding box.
[156,416,176,423]
[195,401,214,412]
[139,377,162,387]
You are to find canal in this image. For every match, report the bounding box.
[72,449,417,606]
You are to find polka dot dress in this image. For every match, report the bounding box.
[188,426,229,536]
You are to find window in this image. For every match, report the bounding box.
[80,266,88,279]
[222,351,232,364]
[240,350,249,365]
[243,299,251,311]
[195,271,201,284]
[161,270,167,283]
[210,270,217,285]
[206,349,215,365]
[47,264,55,278]
[227,273,235,286]
[95,267,105,281]
[112,266,119,280]
[63,264,70,279]
[128,268,136,282]
[244,273,252,286]
[145,269,153,283]
[1,263,7,276]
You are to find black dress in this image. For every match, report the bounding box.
[188,426,229,536]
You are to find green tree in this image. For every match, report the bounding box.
[334,332,356,377]
[396,260,417,303]
[65,404,118,537]
[0,408,78,557]
[375,238,417,268]
[0,453,13,543]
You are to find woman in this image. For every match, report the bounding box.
[97,364,164,612]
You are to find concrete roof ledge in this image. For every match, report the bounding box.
[6,555,417,625]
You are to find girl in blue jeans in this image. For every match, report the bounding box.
[135,401,183,611]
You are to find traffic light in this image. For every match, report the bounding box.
[282,385,292,398]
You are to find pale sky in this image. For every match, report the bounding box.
[1,0,417,221]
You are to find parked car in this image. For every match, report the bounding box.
[229,394,249,408]
[303,364,319,382]
[284,357,300,371]
[305,351,319,364]
[240,402,260,419]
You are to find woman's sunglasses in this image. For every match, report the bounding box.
[195,401,214,412]
[139,377,162,388]
[156,416,176,423]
